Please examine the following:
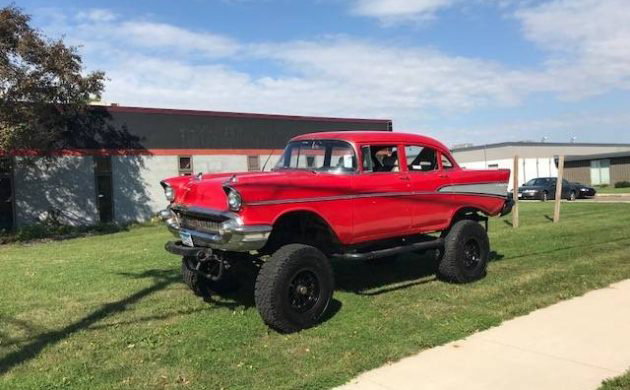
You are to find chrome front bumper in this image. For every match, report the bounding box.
[160,206,272,252]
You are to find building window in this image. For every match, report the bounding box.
[247,155,260,171]
[179,156,193,176]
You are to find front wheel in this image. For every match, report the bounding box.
[568,191,577,201]
[437,220,489,283]
[255,244,334,333]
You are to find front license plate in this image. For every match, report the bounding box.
[518,193,523,198]
[180,232,194,247]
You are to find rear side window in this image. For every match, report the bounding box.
[405,146,437,172]
[441,154,455,170]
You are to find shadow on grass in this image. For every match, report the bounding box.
[0,248,506,371]
[0,268,179,375]
[333,250,440,296]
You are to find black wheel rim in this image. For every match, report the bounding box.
[463,239,481,270]
[288,270,320,313]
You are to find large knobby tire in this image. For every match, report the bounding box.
[255,244,334,333]
[437,220,489,283]
[181,256,238,297]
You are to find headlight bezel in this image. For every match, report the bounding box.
[225,187,243,212]
[164,185,175,202]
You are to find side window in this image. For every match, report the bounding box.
[441,154,455,170]
[362,145,399,172]
[405,146,437,172]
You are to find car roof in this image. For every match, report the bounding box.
[291,131,450,152]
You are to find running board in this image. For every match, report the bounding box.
[332,238,444,261]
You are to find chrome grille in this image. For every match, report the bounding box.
[179,214,224,234]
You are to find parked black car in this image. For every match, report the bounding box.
[571,182,597,198]
[512,177,578,201]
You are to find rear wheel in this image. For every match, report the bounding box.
[255,244,334,333]
[181,256,238,296]
[437,220,489,283]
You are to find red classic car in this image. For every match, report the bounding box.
[161,131,512,332]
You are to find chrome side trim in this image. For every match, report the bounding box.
[247,189,507,206]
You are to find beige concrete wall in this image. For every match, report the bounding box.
[112,155,178,223]
[13,156,99,226]
[564,160,591,184]
[12,152,288,227]
[611,157,630,185]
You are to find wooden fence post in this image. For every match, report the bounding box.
[512,155,519,228]
[553,155,565,223]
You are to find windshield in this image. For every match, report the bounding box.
[274,140,357,173]
[525,178,551,186]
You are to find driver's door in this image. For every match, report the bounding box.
[351,144,413,243]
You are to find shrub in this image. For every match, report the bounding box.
[614,181,630,188]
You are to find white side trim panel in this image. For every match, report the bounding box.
[439,183,508,197]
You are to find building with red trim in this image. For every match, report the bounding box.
[0,105,391,230]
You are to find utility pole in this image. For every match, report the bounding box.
[512,155,519,228]
[553,155,565,223]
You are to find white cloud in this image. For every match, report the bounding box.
[117,21,241,58]
[351,0,458,23]
[76,9,117,22]
[32,2,630,144]
[515,0,630,97]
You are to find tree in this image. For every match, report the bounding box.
[0,5,105,153]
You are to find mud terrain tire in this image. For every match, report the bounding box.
[438,220,489,283]
[255,244,334,333]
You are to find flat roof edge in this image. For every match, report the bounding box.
[95,104,392,124]
[451,141,630,152]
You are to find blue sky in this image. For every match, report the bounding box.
[13,0,630,146]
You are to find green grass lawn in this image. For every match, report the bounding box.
[594,186,630,194]
[1,202,630,389]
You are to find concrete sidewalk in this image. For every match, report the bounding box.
[338,279,630,390]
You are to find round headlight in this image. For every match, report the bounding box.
[164,185,175,202]
[227,189,242,211]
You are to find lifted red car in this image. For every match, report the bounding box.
[161,131,512,332]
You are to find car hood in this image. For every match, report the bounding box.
[165,170,351,210]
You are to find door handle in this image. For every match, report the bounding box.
[399,175,410,181]
[439,174,449,179]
